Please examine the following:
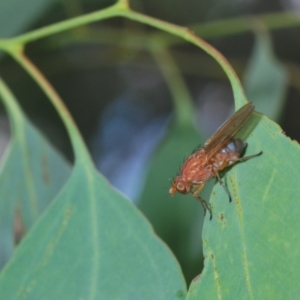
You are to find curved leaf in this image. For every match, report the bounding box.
[0,79,71,268]
[0,0,54,38]
[244,32,288,121]
[187,113,300,299]
[0,164,187,300]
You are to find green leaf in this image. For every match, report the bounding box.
[186,113,300,299]
[0,163,187,300]
[0,79,186,298]
[0,0,54,38]
[138,121,212,283]
[244,32,288,121]
[0,79,71,268]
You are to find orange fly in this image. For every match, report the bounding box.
[169,102,262,220]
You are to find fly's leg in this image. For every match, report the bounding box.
[236,151,263,162]
[214,170,232,203]
[192,182,212,220]
[213,151,262,202]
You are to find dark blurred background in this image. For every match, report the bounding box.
[0,0,299,282]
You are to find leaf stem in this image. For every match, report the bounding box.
[116,9,247,108]
[11,50,92,166]
[0,3,251,166]
[0,4,121,46]
[149,41,194,127]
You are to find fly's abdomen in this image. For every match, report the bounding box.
[213,139,247,170]
[226,139,247,155]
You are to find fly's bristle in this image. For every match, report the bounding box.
[190,143,203,155]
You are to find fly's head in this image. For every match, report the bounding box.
[169,176,191,196]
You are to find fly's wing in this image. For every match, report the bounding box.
[204,103,255,159]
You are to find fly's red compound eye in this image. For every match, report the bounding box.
[176,182,186,192]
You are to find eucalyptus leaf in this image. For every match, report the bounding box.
[187,113,300,299]
[0,0,54,38]
[244,32,288,121]
[0,164,187,300]
[0,79,71,269]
